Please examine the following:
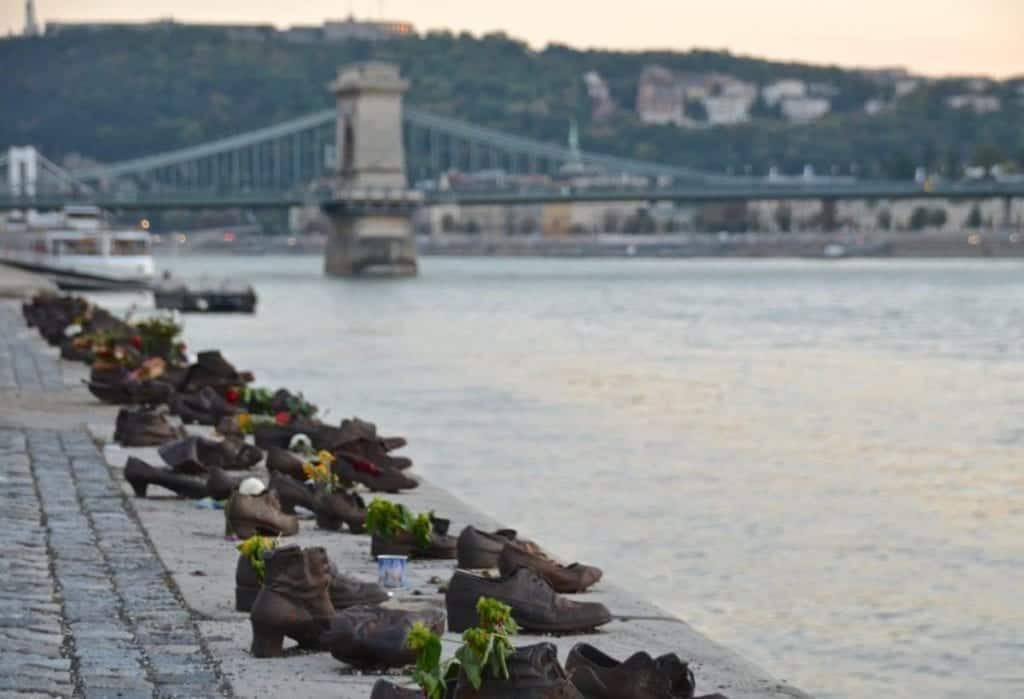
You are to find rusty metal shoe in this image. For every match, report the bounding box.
[265,446,308,480]
[249,545,335,657]
[205,466,246,501]
[236,551,388,613]
[123,456,208,499]
[456,526,521,569]
[158,435,263,475]
[453,642,583,698]
[333,452,418,493]
[226,490,299,539]
[87,378,174,406]
[171,386,241,425]
[311,487,367,533]
[565,644,702,699]
[253,424,303,450]
[446,568,611,634]
[114,408,186,447]
[182,350,253,393]
[498,543,602,594]
[268,472,315,514]
[320,604,446,669]
[371,529,456,560]
[339,417,407,451]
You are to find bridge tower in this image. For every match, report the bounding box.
[323,62,420,277]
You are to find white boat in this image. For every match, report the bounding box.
[0,206,155,290]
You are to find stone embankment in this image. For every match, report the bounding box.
[0,262,810,699]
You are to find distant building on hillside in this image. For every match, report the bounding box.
[636,65,685,126]
[946,94,1002,113]
[583,71,616,122]
[780,96,831,122]
[762,79,806,106]
[322,16,414,41]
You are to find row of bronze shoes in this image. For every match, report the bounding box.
[22,294,728,699]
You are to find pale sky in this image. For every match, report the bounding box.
[3,0,1022,78]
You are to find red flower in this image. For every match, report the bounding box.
[352,457,381,476]
[275,411,291,425]
[225,387,240,404]
[129,336,143,350]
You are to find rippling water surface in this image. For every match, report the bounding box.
[100,256,1024,698]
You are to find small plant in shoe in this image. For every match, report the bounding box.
[366,498,434,549]
[407,622,447,699]
[302,451,348,493]
[236,535,277,583]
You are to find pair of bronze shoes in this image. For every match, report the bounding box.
[266,471,368,533]
[266,446,418,493]
[456,526,603,593]
[235,548,387,613]
[248,544,441,664]
[124,457,243,500]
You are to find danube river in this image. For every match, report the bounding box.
[97,256,1024,698]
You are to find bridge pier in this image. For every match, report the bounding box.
[323,62,419,277]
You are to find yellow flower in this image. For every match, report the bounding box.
[316,450,336,465]
[236,535,274,558]
[235,413,253,434]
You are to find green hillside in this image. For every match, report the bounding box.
[1,25,1022,179]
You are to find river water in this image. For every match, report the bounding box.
[97,256,1024,698]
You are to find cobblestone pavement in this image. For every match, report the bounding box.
[1,427,231,698]
[0,303,65,392]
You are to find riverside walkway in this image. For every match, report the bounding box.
[0,264,809,699]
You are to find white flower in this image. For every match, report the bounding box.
[238,477,267,496]
[64,323,82,337]
[288,433,313,455]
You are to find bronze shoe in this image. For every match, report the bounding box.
[498,543,602,594]
[265,446,308,481]
[311,486,367,533]
[226,490,299,539]
[453,642,583,698]
[236,551,388,613]
[319,604,446,669]
[446,568,611,634]
[205,466,245,501]
[123,457,207,499]
[158,435,263,475]
[456,526,521,569]
[333,452,418,493]
[566,643,708,699]
[114,408,186,447]
[249,545,335,657]
[268,471,316,514]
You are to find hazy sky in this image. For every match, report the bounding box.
[4,0,1022,78]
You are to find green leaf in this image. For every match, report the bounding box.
[455,645,483,690]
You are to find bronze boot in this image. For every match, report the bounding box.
[311,486,368,533]
[249,545,335,657]
[226,490,299,538]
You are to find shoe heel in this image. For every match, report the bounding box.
[250,622,285,658]
[235,585,260,613]
[126,478,148,497]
